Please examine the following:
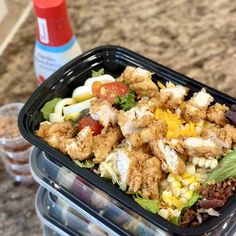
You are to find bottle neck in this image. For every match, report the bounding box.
[36,16,73,47]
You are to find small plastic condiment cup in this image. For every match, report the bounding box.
[5,167,34,185]
[0,103,29,149]
[1,156,30,175]
[0,145,33,163]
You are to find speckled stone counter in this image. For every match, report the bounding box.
[0,0,236,235]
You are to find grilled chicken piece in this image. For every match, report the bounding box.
[63,126,93,160]
[150,139,186,175]
[90,99,118,129]
[160,85,189,110]
[93,126,122,163]
[36,121,75,153]
[183,88,214,123]
[118,66,159,97]
[207,103,229,126]
[183,137,219,158]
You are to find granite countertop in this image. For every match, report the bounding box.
[0,0,236,235]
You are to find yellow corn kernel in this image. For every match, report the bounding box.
[166,82,175,88]
[157,81,166,89]
[181,172,191,179]
[180,197,188,204]
[171,197,182,209]
[167,173,175,183]
[181,190,193,200]
[173,175,182,182]
[158,208,169,219]
[162,190,173,205]
[189,182,200,191]
[171,186,181,197]
[169,209,181,218]
[186,165,196,175]
[182,176,196,186]
[180,102,186,110]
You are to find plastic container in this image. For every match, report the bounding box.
[30,147,164,236]
[0,103,29,149]
[5,167,34,184]
[20,45,236,235]
[43,225,61,236]
[36,186,110,236]
[0,144,33,163]
[1,156,30,174]
[30,147,236,236]
[33,0,82,85]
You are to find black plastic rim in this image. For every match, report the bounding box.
[19,45,236,236]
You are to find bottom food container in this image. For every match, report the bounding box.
[36,186,109,236]
[30,147,236,236]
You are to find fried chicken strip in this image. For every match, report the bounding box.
[118,66,159,97]
[36,121,75,153]
[63,126,93,160]
[183,88,214,123]
[206,103,229,126]
[150,139,186,175]
[90,99,118,129]
[160,85,189,110]
[93,126,122,163]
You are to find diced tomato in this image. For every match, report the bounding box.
[97,82,129,104]
[78,116,103,136]
[92,81,103,97]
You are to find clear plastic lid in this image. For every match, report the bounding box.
[30,147,236,236]
[43,225,61,236]
[36,186,110,236]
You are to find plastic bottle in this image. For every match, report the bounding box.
[33,0,82,85]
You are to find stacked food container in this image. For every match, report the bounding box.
[20,46,236,235]
[0,103,33,184]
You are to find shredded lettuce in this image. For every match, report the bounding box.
[115,91,136,111]
[91,68,104,77]
[134,195,159,214]
[40,98,61,120]
[73,159,95,169]
[207,149,236,183]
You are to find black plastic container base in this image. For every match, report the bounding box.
[19,45,236,236]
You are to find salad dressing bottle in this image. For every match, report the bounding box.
[33,0,82,85]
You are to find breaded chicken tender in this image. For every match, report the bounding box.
[128,120,167,148]
[36,121,75,152]
[118,66,159,97]
[183,137,219,158]
[150,139,186,175]
[90,99,118,129]
[160,85,189,110]
[115,149,162,198]
[93,126,122,163]
[117,104,154,136]
[183,88,214,123]
[63,126,93,160]
[202,124,236,151]
[207,103,229,126]
[140,157,162,199]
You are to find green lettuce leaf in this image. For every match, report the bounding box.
[207,149,236,183]
[91,68,104,77]
[134,196,159,214]
[73,159,95,169]
[115,91,136,111]
[40,98,61,120]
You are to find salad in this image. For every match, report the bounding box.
[36,66,236,227]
